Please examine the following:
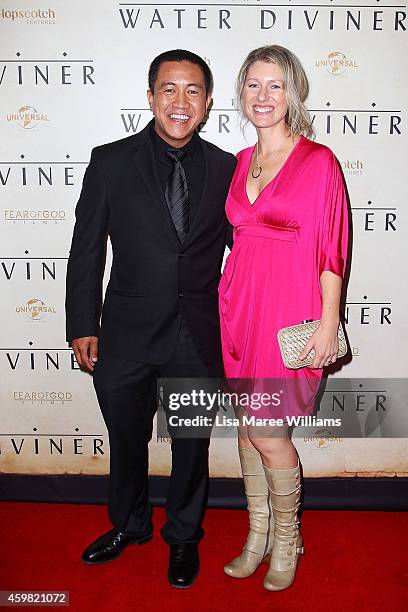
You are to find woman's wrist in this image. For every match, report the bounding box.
[320,314,340,328]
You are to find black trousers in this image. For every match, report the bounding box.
[93,317,222,545]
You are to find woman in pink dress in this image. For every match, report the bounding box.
[219,46,349,591]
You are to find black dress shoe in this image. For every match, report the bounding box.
[81,528,152,565]
[168,543,199,588]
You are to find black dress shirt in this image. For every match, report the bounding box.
[149,122,205,227]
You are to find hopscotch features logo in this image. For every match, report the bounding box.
[0,154,87,191]
[6,105,49,130]
[15,297,56,321]
[340,159,364,176]
[351,201,397,232]
[0,8,55,24]
[118,4,407,32]
[0,52,95,86]
[316,51,358,76]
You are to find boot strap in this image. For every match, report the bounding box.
[268,483,301,496]
[273,504,301,514]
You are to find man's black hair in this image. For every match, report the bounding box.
[148,49,213,96]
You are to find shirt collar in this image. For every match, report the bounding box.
[149,120,199,161]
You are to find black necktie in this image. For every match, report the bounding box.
[165,148,190,243]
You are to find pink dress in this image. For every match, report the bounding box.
[218,136,349,417]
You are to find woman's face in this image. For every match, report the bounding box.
[241,60,288,130]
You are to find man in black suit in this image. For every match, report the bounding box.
[65,49,236,588]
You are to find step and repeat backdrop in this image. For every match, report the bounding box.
[1,1,407,482]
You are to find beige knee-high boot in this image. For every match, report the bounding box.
[262,460,304,591]
[224,447,274,578]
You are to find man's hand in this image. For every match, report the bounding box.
[71,336,99,372]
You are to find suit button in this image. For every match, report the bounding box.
[178,292,184,298]
[178,252,185,257]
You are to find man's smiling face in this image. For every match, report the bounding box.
[147,60,211,148]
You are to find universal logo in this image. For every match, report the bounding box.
[340,159,363,176]
[304,428,343,449]
[6,106,50,130]
[316,51,358,76]
[15,298,56,321]
[0,8,55,24]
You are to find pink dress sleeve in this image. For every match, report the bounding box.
[318,152,349,278]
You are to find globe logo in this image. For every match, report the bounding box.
[25,298,47,320]
[15,298,56,321]
[18,106,39,129]
[326,51,348,76]
[313,428,334,449]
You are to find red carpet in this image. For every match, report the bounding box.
[1,502,407,611]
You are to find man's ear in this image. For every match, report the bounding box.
[206,96,213,112]
[147,89,154,112]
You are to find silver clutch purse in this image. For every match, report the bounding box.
[277,320,348,369]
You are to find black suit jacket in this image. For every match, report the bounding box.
[65,122,237,365]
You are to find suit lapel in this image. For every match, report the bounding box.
[130,125,221,249]
[183,139,220,248]
[130,123,181,248]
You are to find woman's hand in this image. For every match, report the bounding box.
[298,319,339,369]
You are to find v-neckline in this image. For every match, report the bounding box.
[245,135,303,207]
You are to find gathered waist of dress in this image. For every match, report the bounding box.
[234,223,298,242]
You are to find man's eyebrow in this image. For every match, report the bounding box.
[159,80,204,88]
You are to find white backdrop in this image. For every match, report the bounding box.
[1,1,407,479]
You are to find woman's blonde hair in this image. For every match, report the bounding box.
[236,45,314,138]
